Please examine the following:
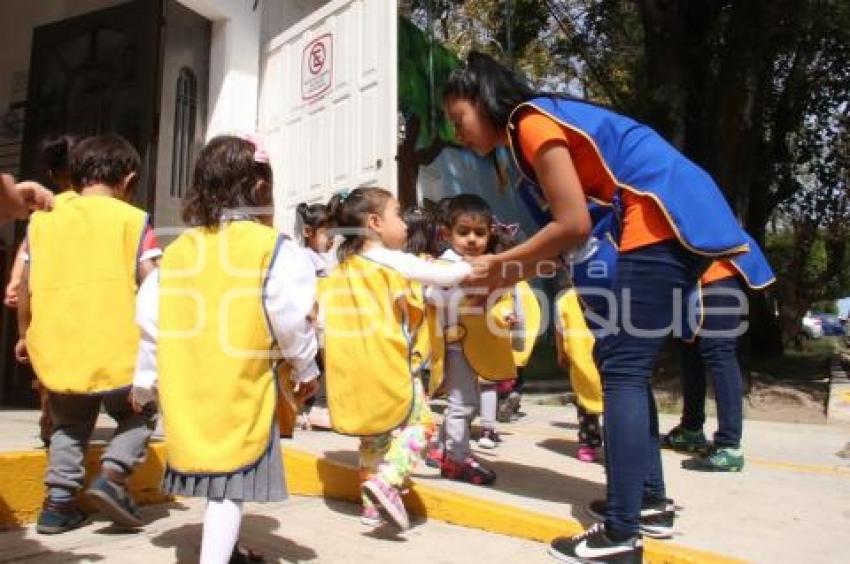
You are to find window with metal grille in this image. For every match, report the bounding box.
[171,67,197,198]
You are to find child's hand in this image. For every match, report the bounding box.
[129,386,157,414]
[294,379,318,402]
[14,339,28,363]
[505,312,520,328]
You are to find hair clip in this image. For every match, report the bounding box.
[493,216,520,237]
[337,188,351,203]
[238,132,270,164]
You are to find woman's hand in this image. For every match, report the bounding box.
[463,254,510,293]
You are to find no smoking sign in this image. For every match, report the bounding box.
[302,34,333,100]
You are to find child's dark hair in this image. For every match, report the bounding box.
[445,193,493,229]
[41,134,79,182]
[404,205,438,256]
[326,186,394,261]
[182,135,273,228]
[69,134,140,189]
[442,51,535,131]
[295,202,330,243]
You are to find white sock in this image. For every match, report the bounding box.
[200,498,243,564]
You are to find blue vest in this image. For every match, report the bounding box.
[507,96,749,256]
[510,98,776,321]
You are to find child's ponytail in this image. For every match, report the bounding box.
[327,187,393,262]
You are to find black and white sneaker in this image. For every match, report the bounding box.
[585,498,675,539]
[548,523,643,563]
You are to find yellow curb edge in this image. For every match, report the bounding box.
[0,444,743,563]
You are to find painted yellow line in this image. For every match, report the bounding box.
[1,445,742,563]
[508,425,850,478]
[0,443,170,527]
[748,457,850,477]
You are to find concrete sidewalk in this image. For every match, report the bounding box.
[288,401,850,564]
[1,401,848,563]
[0,496,552,563]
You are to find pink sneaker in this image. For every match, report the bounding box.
[577,445,598,463]
[362,477,410,530]
[360,504,384,527]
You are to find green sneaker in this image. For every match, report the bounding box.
[661,425,708,453]
[685,446,745,472]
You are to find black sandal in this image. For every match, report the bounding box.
[229,545,265,563]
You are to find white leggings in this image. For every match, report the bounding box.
[200,498,243,564]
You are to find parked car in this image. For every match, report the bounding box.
[814,313,846,336]
[802,313,824,339]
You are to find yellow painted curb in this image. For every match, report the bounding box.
[281,448,742,564]
[0,443,170,527]
[1,444,741,563]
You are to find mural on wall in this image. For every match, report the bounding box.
[396,17,536,239]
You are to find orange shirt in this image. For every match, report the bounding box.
[516,110,676,252]
[700,259,737,285]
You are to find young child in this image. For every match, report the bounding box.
[429,194,517,480]
[132,135,319,564]
[6,134,79,447]
[320,187,471,530]
[404,205,440,385]
[295,201,333,276]
[555,286,604,463]
[294,201,333,431]
[17,134,160,534]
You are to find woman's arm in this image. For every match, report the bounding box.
[468,142,590,290]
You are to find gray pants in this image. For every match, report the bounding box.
[479,383,498,431]
[444,350,481,463]
[46,389,152,496]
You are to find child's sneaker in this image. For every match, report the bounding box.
[424,445,444,468]
[360,504,385,527]
[440,456,496,485]
[36,499,88,535]
[84,473,143,528]
[661,425,708,453]
[548,522,643,563]
[477,429,501,449]
[577,445,598,463]
[685,445,744,472]
[362,477,410,530]
[496,400,514,423]
[585,497,676,539]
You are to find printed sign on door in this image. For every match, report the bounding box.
[302,34,333,101]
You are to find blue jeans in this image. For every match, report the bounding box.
[678,277,745,447]
[595,241,708,536]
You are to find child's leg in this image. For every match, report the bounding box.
[577,404,603,448]
[100,389,153,476]
[201,498,243,564]
[479,383,498,432]
[443,351,479,463]
[44,393,101,503]
[359,434,391,508]
[375,378,435,487]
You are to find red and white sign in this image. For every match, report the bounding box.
[302,34,333,101]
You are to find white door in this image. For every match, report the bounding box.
[260,0,398,237]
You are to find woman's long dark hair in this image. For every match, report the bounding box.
[442,52,535,131]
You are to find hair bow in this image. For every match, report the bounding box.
[238,132,270,164]
[493,217,520,237]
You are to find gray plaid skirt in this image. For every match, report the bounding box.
[161,424,286,502]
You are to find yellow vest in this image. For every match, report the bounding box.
[428,287,517,395]
[158,221,281,473]
[320,254,423,436]
[512,281,542,368]
[26,195,146,393]
[557,288,603,414]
